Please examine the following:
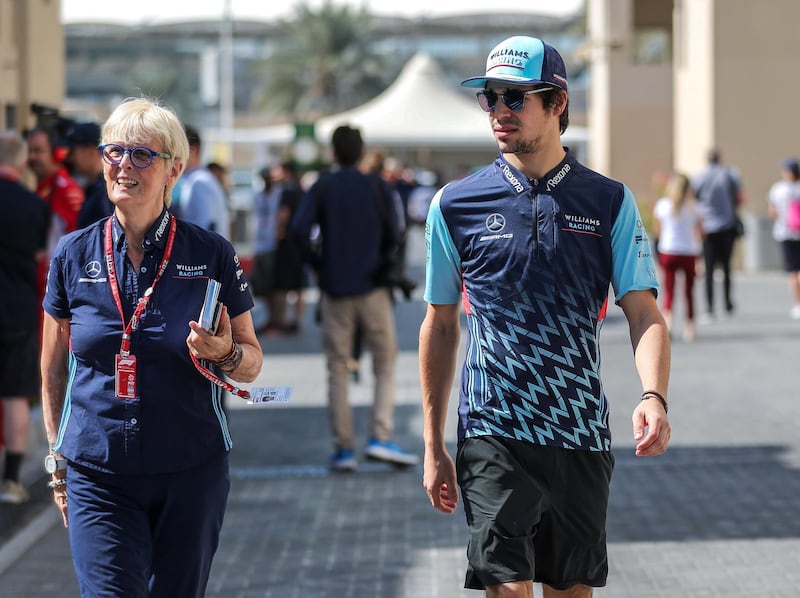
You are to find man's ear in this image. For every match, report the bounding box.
[553,90,568,116]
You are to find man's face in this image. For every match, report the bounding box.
[485,84,561,157]
[27,130,59,180]
[187,143,201,169]
[67,144,101,178]
[271,164,288,183]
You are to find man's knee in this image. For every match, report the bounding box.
[542,582,592,598]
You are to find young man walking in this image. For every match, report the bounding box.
[419,36,671,597]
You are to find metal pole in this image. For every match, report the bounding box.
[219,0,234,162]
[16,0,31,133]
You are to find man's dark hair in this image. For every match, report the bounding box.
[541,88,569,135]
[331,125,363,166]
[184,124,201,149]
[280,160,298,176]
[707,148,721,164]
[25,126,58,150]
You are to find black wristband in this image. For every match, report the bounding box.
[641,390,668,413]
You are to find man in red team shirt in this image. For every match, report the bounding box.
[26,127,85,253]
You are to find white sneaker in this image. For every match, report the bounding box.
[791,305,800,320]
[698,313,714,325]
[0,480,29,504]
[364,439,419,467]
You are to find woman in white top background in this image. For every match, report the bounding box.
[767,157,800,319]
[653,172,703,341]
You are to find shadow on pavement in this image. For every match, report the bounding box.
[0,481,52,546]
[212,404,466,597]
[608,445,800,542]
[259,295,428,356]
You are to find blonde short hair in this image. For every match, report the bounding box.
[101,97,189,206]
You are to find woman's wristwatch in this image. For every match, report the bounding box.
[44,453,67,475]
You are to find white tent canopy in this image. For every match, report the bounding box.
[316,53,493,147]
[225,52,586,151]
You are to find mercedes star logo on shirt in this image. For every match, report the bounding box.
[85,260,102,278]
[485,213,506,233]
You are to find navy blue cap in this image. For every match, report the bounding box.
[66,122,101,147]
[782,158,800,175]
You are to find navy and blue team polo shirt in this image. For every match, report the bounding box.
[424,151,658,451]
[43,207,254,475]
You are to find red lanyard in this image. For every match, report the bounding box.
[105,215,251,400]
[189,352,250,399]
[105,215,176,356]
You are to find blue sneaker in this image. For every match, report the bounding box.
[329,449,357,472]
[364,439,419,467]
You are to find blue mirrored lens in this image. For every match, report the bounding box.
[477,89,526,112]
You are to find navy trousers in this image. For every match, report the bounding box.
[67,454,230,597]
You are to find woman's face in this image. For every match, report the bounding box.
[102,136,180,214]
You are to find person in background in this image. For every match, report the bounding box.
[249,165,283,335]
[419,36,671,597]
[407,169,441,225]
[0,131,50,504]
[178,125,230,239]
[206,161,230,196]
[691,148,745,321]
[67,122,114,228]
[272,161,307,334]
[292,125,419,472]
[767,157,800,319]
[26,127,85,255]
[652,172,703,341]
[40,97,262,597]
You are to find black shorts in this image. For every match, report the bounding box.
[456,436,615,591]
[0,329,40,399]
[781,240,800,272]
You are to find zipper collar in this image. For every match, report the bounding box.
[495,149,577,195]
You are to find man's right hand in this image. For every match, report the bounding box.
[423,447,459,514]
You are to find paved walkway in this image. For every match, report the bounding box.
[2,231,800,596]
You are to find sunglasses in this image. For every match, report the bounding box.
[99,144,172,169]
[476,87,554,112]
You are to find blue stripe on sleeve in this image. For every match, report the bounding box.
[610,185,659,302]
[423,189,462,305]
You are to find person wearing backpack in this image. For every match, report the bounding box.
[767,157,800,319]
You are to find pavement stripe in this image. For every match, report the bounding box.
[0,507,60,576]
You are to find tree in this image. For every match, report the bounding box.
[254,1,390,120]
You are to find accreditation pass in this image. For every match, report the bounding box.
[247,386,293,405]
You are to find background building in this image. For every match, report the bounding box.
[61,10,586,179]
[6,0,800,268]
[588,0,800,269]
[0,0,64,132]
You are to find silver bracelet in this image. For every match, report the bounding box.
[48,478,67,489]
[218,343,243,372]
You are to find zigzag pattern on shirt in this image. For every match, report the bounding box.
[463,271,611,450]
